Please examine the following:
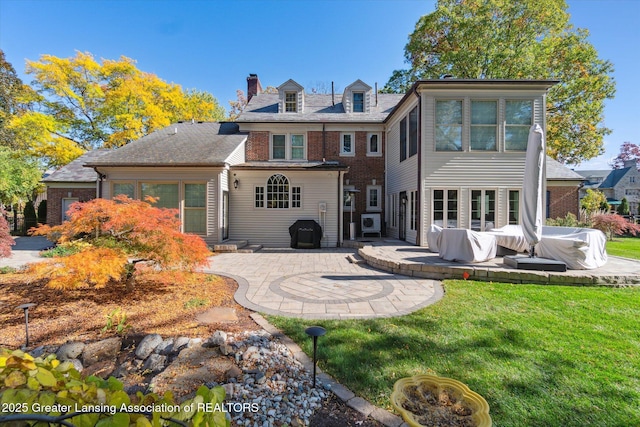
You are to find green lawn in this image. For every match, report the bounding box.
[607,236,640,259]
[268,281,640,427]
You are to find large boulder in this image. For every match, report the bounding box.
[135,334,163,360]
[82,337,121,365]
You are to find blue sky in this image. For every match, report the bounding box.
[0,0,637,169]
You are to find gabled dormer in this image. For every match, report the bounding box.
[277,79,304,113]
[343,80,373,113]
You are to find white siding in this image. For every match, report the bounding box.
[226,142,246,165]
[229,170,340,247]
[385,100,420,244]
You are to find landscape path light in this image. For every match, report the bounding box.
[305,325,326,388]
[16,303,36,349]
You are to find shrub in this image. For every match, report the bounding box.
[0,348,229,426]
[23,201,37,232]
[29,196,212,290]
[546,212,580,227]
[37,199,47,224]
[592,214,640,240]
[617,197,630,216]
[0,208,14,258]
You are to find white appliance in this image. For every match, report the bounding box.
[361,213,381,237]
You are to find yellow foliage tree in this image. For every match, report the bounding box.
[9,51,225,167]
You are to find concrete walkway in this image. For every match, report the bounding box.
[0,236,52,269]
[205,248,444,320]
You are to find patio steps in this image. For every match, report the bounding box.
[213,240,262,253]
[346,253,366,265]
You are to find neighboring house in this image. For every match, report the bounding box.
[43,149,110,225]
[576,160,640,214]
[546,156,585,219]
[70,75,584,249]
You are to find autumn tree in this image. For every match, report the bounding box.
[9,52,225,167]
[0,207,14,258]
[0,147,42,208]
[384,0,615,165]
[592,213,640,241]
[0,49,36,150]
[228,86,277,120]
[29,196,211,290]
[612,142,640,170]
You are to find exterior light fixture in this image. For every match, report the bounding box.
[305,326,326,388]
[17,303,36,349]
[233,179,239,189]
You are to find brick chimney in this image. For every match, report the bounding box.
[247,74,262,102]
[623,159,637,169]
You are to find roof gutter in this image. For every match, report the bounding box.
[93,167,106,198]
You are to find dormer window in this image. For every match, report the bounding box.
[353,92,364,112]
[285,92,297,112]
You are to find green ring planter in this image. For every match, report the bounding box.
[391,374,492,427]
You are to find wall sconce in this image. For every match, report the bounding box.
[233,179,239,189]
[372,178,376,185]
[345,179,350,185]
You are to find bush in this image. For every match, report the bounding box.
[618,197,630,216]
[592,214,640,240]
[0,348,229,426]
[546,212,581,227]
[23,201,37,233]
[37,200,47,224]
[0,208,14,258]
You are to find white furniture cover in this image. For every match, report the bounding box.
[487,225,608,270]
[438,228,497,263]
[427,224,443,253]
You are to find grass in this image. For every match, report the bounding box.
[268,281,640,427]
[606,236,640,259]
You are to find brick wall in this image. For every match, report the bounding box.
[46,187,97,226]
[246,129,386,237]
[548,186,579,220]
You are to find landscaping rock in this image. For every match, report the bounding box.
[219,344,233,355]
[142,354,167,374]
[135,334,163,359]
[203,330,227,348]
[172,337,190,352]
[83,360,116,379]
[224,365,242,380]
[155,338,174,355]
[68,358,83,372]
[82,337,121,365]
[56,341,85,360]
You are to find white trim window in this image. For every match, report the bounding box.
[285,92,297,112]
[341,133,355,156]
[353,92,364,112]
[389,193,398,228]
[366,185,382,212]
[410,190,418,231]
[508,190,520,225]
[367,132,382,156]
[255,174,302,209]
[271,133,306,160]
[433,189,459,228]
[470,189,496,231]
[435,100,463,151]
[255,186,265,208]
[112,182,135,199]
[470,101,497,151]
[505,100,533,150]
[184,183,206,234]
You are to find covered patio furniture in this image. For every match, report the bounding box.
[439,228,497,263]
[426,224,443,253]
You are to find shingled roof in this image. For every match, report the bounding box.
[236,93,404,123]
[546,156,585,181]
[86,122,247,167]
[43,149,111,182]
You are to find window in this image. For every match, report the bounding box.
[366,185,382,212]
[184,183,206,234]
[341,133,355,156]
[410,190,418,231]
[353,92,364,112]
[255,186,264,208]
[292,186,301,208]
[631,176,636,184]
[436,100,463,151]
[505,100,533,150]
[400,117,407,161]
[367,132,381,156]
[471,101,497,151]
[266,174,289,208]
[409,107,418,157]
[433,189,458,228]
[140,183,179,209]
[509,190,520,224]
[112,182,134,198]
[271,134,306,160]
[470,189,495,231]
[285,92,297,112]
[344,185,355,211]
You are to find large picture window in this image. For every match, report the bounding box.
[436,100,463,151]
[140,183,179,209]
[266,174,290,209]
[471,101,497,151]
[112,182,134,198]
[505,100,533,150]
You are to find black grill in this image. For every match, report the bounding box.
[289,220,322,249]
